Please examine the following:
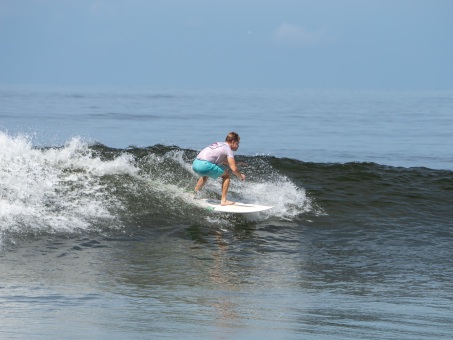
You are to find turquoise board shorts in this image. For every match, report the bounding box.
[192,159,225,179]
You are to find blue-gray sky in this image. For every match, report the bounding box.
[1,0,452,89]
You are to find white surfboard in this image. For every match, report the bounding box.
[200,199,273,214]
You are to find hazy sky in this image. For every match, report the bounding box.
[1,0,452,89]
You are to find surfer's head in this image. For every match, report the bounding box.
[226,132,240,150]
[225,132,240,143]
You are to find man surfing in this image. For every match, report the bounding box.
[192,132,246,206]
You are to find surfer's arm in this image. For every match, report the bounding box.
[222,161,247,166]
[227,157,246,181]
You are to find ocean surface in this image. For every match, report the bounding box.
[1,86,452,339]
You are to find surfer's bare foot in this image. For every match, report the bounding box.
[221,200,235,206]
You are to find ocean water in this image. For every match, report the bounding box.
[1,86,453,339]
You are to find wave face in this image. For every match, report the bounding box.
[0,133,311,244]
[1,132,452,247]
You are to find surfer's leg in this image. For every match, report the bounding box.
[195,176,208,192]
[220,172,234,206]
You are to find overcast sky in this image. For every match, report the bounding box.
[1,0,452,90]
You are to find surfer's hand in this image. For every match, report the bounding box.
[239,173,246,181]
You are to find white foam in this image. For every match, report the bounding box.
[231,177,311,220]
[0,133,137,242]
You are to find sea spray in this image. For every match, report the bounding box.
[0,133,136,243]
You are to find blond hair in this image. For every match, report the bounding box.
[225,132,240,143]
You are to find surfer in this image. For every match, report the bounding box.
[192,132,246,206]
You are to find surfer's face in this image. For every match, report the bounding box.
[231,141,240,151]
